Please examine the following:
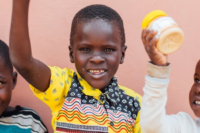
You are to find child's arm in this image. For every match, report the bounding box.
[139,29,181,133]
[9,0,50,92]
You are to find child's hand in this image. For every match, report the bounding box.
[141,29,167,66]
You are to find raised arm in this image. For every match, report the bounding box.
[9,0,50,92]
[139,29,180,133]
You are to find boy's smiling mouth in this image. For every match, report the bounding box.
[192,98,200,109]
[88,69,106,74]
[194,100,200,105]
[87,69,107,79]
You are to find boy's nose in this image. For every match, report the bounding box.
[195,86,200,94]
[90,55,105,64]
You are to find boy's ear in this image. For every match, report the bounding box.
[120,46,127,64]
[12,71,17,90]
[68,45,74,63]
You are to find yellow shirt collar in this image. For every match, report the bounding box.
[76,72,120,105]
[76,72,102,97]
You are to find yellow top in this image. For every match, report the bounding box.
[142,10,167,29]
[30,66,143,133]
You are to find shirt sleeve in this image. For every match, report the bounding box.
[140,62,181,133]
[29,66,74,112]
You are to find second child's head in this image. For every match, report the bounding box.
[190,60,200,118]
[0,40,17,115]
[69,5,127,89]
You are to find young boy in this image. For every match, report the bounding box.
[10,0,142,133]
[140,29,200,133]
[0,40,48,133]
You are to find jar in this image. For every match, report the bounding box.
[142,10,184,54]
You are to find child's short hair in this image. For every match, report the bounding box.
[0,40,13,73]
[70,4,125,46]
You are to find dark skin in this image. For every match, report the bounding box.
[189,60,200,117]
[10,0,126,91]
[142,28,200,118]
[69,20,126,89]
[0,60,17,115]
[10,0,52,92]
[141,29,167,66]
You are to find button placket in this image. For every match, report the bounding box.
[99,94,106,104]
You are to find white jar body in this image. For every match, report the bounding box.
[148,17,177,37]
[147,17,184,54]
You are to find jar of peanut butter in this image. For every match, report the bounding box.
[142,10,184,54]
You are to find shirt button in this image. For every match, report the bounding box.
[100,95,105,101]
[110,121,114,126]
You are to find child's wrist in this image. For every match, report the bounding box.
[150,61,168,66]
[147,61,171,78]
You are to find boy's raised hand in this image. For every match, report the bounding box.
[141,29,167,66]
[9,0,51,92]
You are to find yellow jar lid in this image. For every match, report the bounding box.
[142,10,167,29]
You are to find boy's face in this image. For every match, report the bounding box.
[0,61,16,115]
[189,60,200,117]
[69,19,126,89]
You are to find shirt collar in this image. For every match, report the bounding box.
[76,72,120,105]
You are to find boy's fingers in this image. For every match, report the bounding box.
[146,30,157,43]
[141,29,149,44]
[141,29,146,43]
[149,37,158,53]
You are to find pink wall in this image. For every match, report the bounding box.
[1,0,200,132]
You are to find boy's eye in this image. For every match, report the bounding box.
[0,81,5,86]
[104,48,114,52]
[80,48,90,52]
[195,78,200,83]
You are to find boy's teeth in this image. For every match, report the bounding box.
[89,70,105,73]
[195,101,200,105]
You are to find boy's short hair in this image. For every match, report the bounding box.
[0,40,13,73]
[70,4,125,46]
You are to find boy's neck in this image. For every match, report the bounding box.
[99,77,116,93]
[100,88,106,93]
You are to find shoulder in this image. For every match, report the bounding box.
[118,85,142,103]
[168,112,197,126]
[1,105,40,117]
[17,106,48,132]
[14,106,45,124]
[1,106,48,133]
[17,106,41,118]
[175,112,196,122]
[168,112,199,132]
[48,66,74,76]
[48,66,75,87]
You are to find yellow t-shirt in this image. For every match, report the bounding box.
[30,66,142,133]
